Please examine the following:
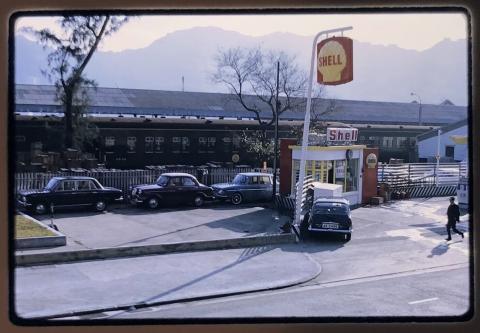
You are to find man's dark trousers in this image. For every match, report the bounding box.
[446,221,463,240]
[446,202,463,240]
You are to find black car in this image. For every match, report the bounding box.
[17,176,123,214]
[301,198,352,241]
[129,173,215,209]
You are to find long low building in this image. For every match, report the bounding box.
[13,84,469,169]
[417,118,468,162]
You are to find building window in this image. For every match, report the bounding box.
[105,136,115,147]
[173,137,189,153]
[154,137,164,153]
[181,137,190,153]
[172,137,181,153]
[145,137,154,153]
[198,137,207,153]
[207,137,216,153]
[396,137,408,148]
[345,159,359,192]
[127,137,136,153]
[445,146,455,158]
[382,137,394,148]
[222,137,232,153]
[291,158,359,195]
[232,135,241,151]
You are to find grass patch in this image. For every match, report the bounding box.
[15,215,55,238]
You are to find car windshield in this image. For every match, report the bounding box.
[44,178,58,190]
[156,175,169,186]
[233,175,246,184]
[313,203,348,215]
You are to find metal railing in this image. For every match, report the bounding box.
[15,167,277,196]
[378,162,466,188]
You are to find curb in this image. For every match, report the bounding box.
[15,213,66,249]
[22,252,322,320]
[15,233,296,266]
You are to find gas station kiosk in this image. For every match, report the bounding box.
[279,128,379,207]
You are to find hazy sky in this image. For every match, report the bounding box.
[15,12,467,52]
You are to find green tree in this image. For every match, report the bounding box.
[24,15,128,151]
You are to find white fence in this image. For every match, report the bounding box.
[15,167,276,195]
[377,162,467,187]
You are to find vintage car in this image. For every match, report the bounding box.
[129,173,215,209]
[211,172,274,205]
[17,176,123,214]
[301,197,352,241]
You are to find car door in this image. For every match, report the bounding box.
[76,179,95,205]
[246,175,261,201]
[164,177,183,205]
[259,175,273,200]
[180,176,198,204]
[52,180,77,207]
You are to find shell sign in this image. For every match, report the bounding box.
[317,36,353,85]
[366,153,378,169]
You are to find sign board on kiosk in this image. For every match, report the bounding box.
[317,36,353,85]
[327,127,358,143]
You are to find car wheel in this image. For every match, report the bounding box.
[193,195,204,207]
[94,200,107,212]
[34,203,47,215]
[147,197,159,209]
[231,192,243,205]
[344,233,352,242]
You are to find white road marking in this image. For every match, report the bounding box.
[129,263,468,312]
[408,297,439,305]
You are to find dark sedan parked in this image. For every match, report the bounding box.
[211,172,274,205]
[17,176,123,214]
[301,198,352,241]
[129,173,215,209]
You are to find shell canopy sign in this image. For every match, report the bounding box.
[317,36,353,85]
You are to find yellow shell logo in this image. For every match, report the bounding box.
[317,41,347,83]
[366,153,378,168]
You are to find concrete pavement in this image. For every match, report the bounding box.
[15,204,296,266]
[14,244,321,320]
[13,196,471,320]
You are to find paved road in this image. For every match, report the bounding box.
[111,264,469,319]
[105,198,471,319]
[15,197,472,320]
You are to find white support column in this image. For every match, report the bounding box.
[294,26,353,226]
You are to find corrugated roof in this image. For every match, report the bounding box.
[15,84,468,125]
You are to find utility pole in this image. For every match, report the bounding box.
[272,61,280,201]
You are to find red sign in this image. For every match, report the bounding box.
[327,127,358,142]
[317,36,353,85]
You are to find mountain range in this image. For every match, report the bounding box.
[14,26,468,106]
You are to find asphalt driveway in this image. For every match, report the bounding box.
[20,203,289,253]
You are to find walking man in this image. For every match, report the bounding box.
[446,196,464,241]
